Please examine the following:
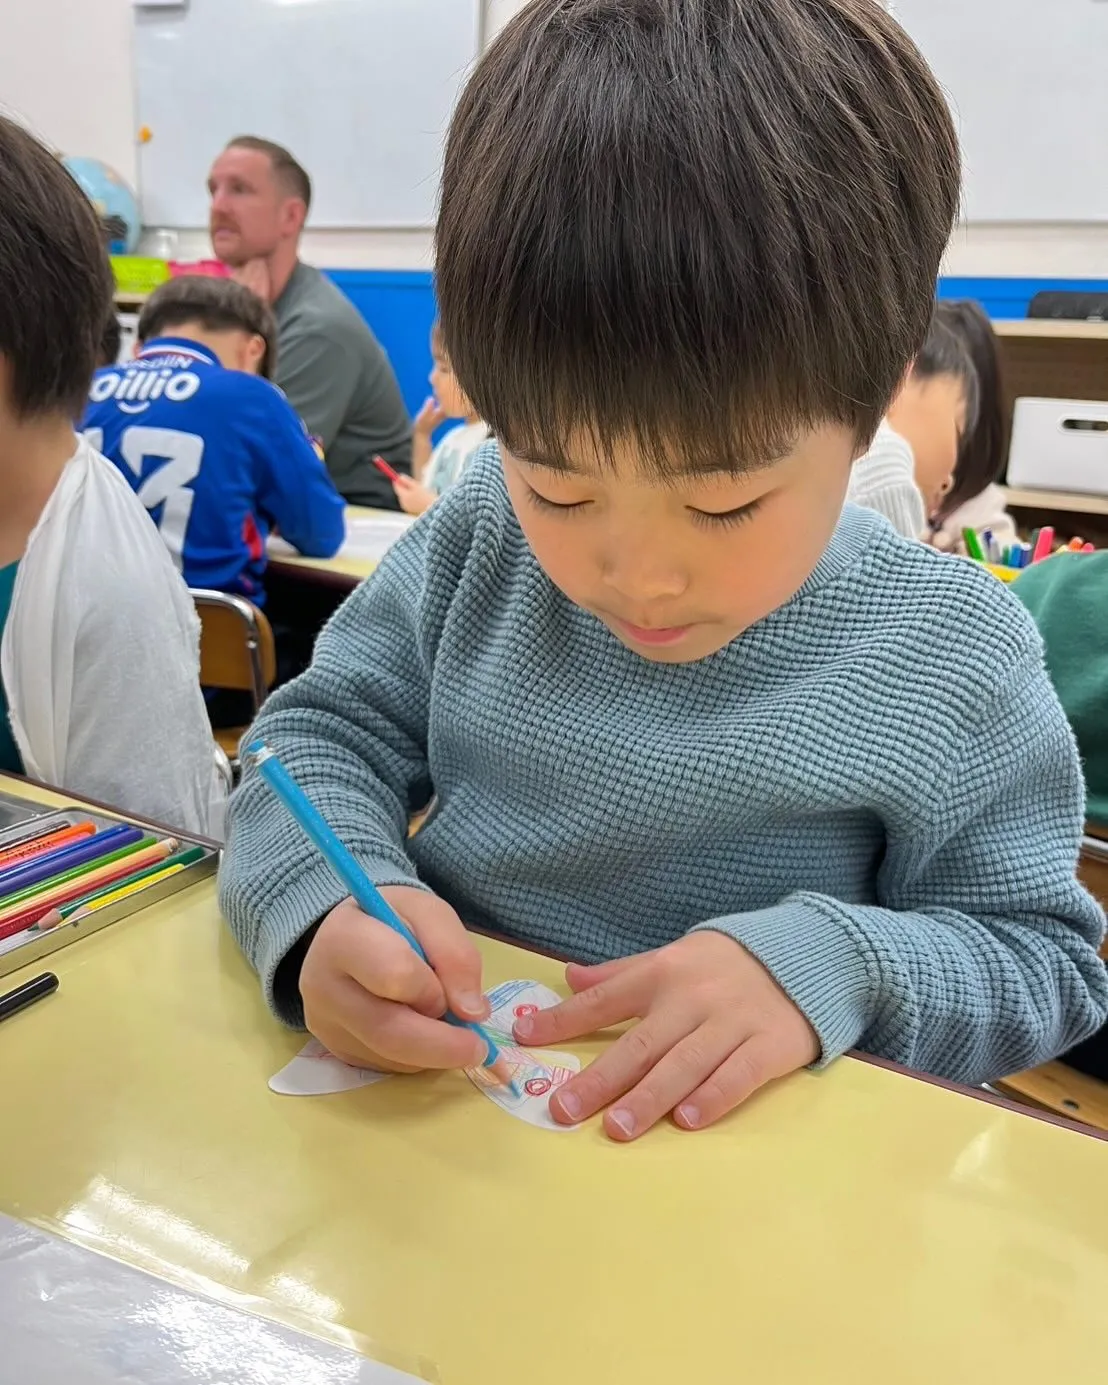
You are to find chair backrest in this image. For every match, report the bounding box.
[191,589,277,710]
[1028,290,1108,322]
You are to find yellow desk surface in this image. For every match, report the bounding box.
[1,783,1107,1383]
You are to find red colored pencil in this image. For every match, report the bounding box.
[371,454,402,485]
[0,820,96,871]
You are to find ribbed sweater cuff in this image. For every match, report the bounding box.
[690,900,873,1064]
[244,853,427,1027]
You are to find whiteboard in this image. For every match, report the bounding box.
[133,0,481,229]
[893,0,1108,222]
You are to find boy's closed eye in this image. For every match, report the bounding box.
[522,479,767,529]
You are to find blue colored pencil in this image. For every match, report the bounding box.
[245,741,519,1094]
[0,823,143,901]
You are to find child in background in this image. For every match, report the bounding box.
[0,117,221,837]
[848,301,978,537]
[83,275,345,610]
[926,301,1017,550]
[391,323,490,516]
[221,0,1106,1141]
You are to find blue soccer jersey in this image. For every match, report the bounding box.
[82,337,345,602]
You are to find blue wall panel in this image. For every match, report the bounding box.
[325,270,1108,423]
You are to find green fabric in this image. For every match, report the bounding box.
[1013,551,1108,829]
[0,562,23,775]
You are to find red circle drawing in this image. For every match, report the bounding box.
[524,1077,551,1097]
[514,1003,539,1018]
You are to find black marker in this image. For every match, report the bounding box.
[0,971,59,1024]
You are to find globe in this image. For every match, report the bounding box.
[63,156,141,255]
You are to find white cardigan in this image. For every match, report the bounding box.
[1,437,224,838]
[846,423,926,540]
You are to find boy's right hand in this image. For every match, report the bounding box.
[392,475,438,515]
[299,887,490,1073]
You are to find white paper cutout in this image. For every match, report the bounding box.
[268,1037,391,1096]
[268,979,582,1131]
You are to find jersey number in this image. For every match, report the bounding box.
[85,426,204,571]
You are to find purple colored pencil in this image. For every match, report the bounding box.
[0,823,144,901]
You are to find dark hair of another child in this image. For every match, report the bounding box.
[137,275,279,379]
[911,300,981,444]
[99,312,122,369]
[435,0,961,477]
[0,116,115,418]
[224,135,312,213]
[930,301,1006,523]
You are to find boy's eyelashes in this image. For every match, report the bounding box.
[523,485,766,528]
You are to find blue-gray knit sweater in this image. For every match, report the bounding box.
[220,446,1108,1083]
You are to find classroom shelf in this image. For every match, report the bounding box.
[993,320,1108,341]
[999,486,1108,517]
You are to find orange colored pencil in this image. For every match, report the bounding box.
[0,839,176,938]
[0,820,97,870]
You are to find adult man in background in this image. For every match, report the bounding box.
[208,136,412,508]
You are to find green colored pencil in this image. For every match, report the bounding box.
[962,526,986,562]
[0,837,157,913]
[55,844,206,920]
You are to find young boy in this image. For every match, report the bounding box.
[220,0,1107,1140]
[82,275,344,607]
[848,302,979,538]
[0,117,220,836]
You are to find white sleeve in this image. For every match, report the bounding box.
[63,560,222,839]
[847,427,927,539]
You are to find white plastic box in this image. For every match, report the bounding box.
[1007,397,1108,496]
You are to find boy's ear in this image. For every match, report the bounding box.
[243,333,267,375]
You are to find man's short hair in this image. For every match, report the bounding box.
[436,0,961,476]
[226,135,312,213]
[0,116,115,419]
[138,275,279,379]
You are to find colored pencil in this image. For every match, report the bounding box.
[962,527,985,562]
[1031,526,1054,563]
[1081,542,1096,552]
[0,823,142,900]
[371,454,402,485]
[34,844,206,930]
[0,836,163,915]
[0,820,97,871]
[45,860,191,928]
[245,740,518,1094]
[0,841,177,941]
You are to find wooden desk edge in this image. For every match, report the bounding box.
[266,558,362,592]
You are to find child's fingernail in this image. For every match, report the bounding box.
[609,1108,635,1138]
[676,1103,700,1129]
[458,991,485,1016]
[514,1015,534,1040]
[557,1090,582,1120]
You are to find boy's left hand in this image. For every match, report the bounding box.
[514,933,819,1140]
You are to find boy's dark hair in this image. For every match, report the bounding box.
[436,0,961,475]
[0,116,115,419]
[226,135,312,213]
[99,311,122,369]
[911,300,980,442]
[931,301,1006,522]
[138,275,279,379]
